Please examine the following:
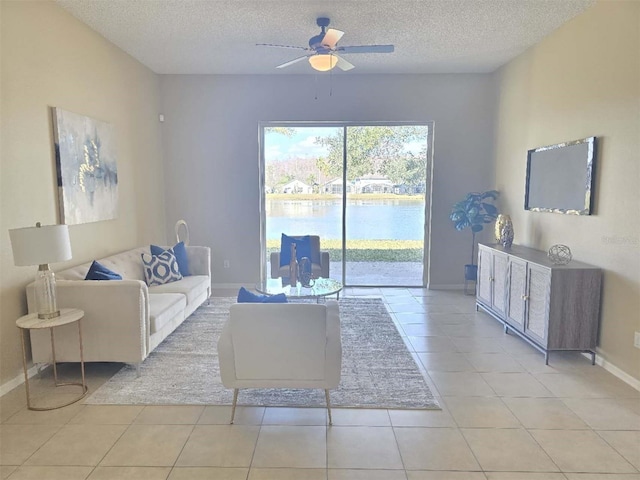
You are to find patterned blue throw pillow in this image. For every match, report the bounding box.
[141,250,183,286]
[150,242,190,276]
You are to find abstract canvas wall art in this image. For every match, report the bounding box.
[53,108,118,225]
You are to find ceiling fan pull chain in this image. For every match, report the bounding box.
[314,73,318,100]
[329,60,333,97]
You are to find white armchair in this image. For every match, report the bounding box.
[270,235,330,279]
[218,300,341,424]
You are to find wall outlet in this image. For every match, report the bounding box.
[635,332,640,349]
[223,260,230,269]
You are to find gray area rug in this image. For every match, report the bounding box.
[86,297,440,409]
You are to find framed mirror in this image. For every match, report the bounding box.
[524,136,597,215]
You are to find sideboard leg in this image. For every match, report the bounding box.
[545,351,550,365]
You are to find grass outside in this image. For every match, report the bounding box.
[266,239,423,262]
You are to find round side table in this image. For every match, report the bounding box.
[16,308,88,411]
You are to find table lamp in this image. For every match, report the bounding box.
[9,222,72,319]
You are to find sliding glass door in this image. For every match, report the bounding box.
[261,123,431,287]
[343,126,428,285]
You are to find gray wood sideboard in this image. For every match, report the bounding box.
[476,243,602,364]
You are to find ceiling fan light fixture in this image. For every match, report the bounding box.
[308,54,337,72]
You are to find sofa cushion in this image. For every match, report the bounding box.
[149,293,186,334]
[85,260,122,280]
[149,275,209,307]
[142,251,183,286]
[151,242,191,277]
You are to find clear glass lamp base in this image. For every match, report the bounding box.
[35,264,60,319]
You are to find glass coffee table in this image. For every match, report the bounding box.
[256,277,343,301]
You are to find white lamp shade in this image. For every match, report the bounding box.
[9,224,72,266]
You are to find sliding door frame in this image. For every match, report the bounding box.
[259,121,435,288]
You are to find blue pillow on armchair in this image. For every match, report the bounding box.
[237,287,287,303]
[279,234,312,267]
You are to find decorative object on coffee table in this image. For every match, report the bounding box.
[548,244,572,265]
[298,257,314,287]
[289,243,298,286]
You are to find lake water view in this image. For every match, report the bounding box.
[266,198,425,241]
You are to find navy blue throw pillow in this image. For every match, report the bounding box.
[237,287,287,303]
[151,242,190,276]
[85,261,122,281]
[279,234,312,267]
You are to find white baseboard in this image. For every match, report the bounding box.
[0,364,41,398]
[583,352,640,392]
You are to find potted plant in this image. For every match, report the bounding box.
[450,190,499,283]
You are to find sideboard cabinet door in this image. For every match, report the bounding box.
[477,246,493,307]
[476,245,508,316]
[524,264,551,345]
[505,257,527,332]
[492,252,508,317]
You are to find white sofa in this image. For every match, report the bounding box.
[27,246,211,371]
[218,300,341,423]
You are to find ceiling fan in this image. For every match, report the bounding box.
[257,17,394,72]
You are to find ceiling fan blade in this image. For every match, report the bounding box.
[276,55,310,69]
[335,55,355,71]
[321,28,344,48]
[257,43,309,50]
[337,45,395,54]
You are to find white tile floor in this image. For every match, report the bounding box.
[1,288,639,479]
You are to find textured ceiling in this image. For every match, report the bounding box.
[55,0,595,75]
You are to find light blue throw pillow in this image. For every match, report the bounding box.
[141,250,183,286]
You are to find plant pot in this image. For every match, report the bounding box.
[464,264,478,281]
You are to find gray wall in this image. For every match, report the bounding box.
[160,74,496,287]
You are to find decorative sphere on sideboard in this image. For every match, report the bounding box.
[548,244,572,265]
